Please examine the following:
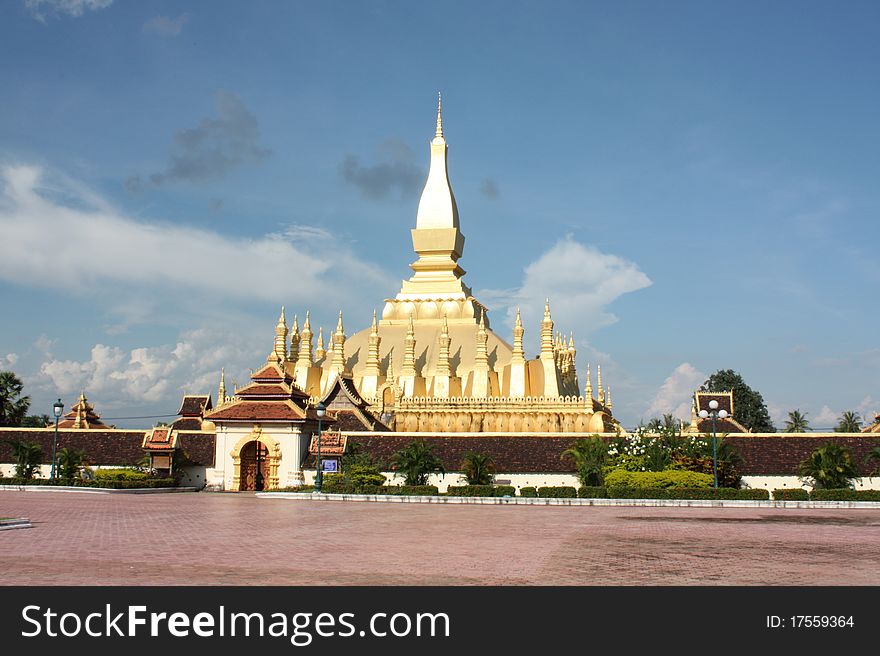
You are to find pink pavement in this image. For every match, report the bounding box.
[1,491,878,585]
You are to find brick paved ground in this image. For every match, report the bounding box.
[1,491,878,585]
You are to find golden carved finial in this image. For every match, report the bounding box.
[278,306,286,326]
[435,91,443,139]
[371,309,378,332]
[607,387,613,410]
[585,363,593,400]
[336,310,344,335]
[515,307,522,328]
[597,365,604,404]
[315,327,325,360]
[218,368,227,405]
[303,310,311,330]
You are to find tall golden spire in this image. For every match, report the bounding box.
[584,363,593,400]
[436,315,452,377]
[270,306,288,363]
[364,310,382,377]
[606,387,613,410]
[402,316,417,377]
[218,368,226,405]
[289,314,299,363]
[315,326,326,361]
[512,308,525,362]
[540,299,554,359]
[435,91,443,139]
[597,365,605,404]
[330,311,347,375]
[296,311,313,366]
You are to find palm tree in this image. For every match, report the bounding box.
[835,411,862,433]
[6,439,43,480]
[798,443,858,489]
[460,452,495,485]
[562,436,608,486]
[390,440,445,486]
[784,409,810,433]
[57,447,87,483]
[0,371,31,427]
[864,447,880,477]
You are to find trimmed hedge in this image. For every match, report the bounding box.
[604,469,714,489]
[360,485,440,496]
[94,469,150,481]
[606,487,769,500]
[773,488,809,501]
[445,485,515,497]
[0,477,175,489]
[519,486,537,498]
[809,489,880,501]
[273,485,316,493]
[578,486,607,498]
[537,486,577,498]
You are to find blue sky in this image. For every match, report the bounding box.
[1,0,878,429]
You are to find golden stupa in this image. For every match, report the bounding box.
[233,95,617,434]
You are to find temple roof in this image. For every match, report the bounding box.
[176,395,213,417]
[57,392,108,429]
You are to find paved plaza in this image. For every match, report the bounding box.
[1,491,879,585]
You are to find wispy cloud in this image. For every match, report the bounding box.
[126,91,271,190]
[340,138,424,200]
[0,164,396,321]
[25,0,112,21]
[143,13,188,36]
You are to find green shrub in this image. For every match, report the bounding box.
[460,452,495,485]
[273,485,315,493]
[798,443,859,490]
[606,487,768,500]
[445,485,515,497]
[345,463,386,488]
[809,489,880,501]
[604,469,714,489]
[0,476,174,489]
[519,486,537,497]
[94,468,149,482]
[97,478,175,489]
[562,436,608,485]
[578,486,607,498]
[537,486,577,498]
[773,488,809,501]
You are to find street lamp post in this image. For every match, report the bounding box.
[698,399,728,488]
[51,399,64,482]
[314,402,326,492]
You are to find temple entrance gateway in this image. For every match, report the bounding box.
[239,441,270,491]
[229,427,283,491]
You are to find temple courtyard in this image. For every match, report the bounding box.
[1,491,878,585]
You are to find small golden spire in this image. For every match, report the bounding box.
[435,91,443,139]
[336,310,344,335]
[585,363,593,400]
[515,307,522,328]
[278,306,286,326]
[218,368,227,404]
[597,364,604,403]
[606,387,613,410]
[371,309,378,331]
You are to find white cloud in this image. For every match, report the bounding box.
[38,327,264,409]
[3,353,18,367]
[25,0,112,21]
[645,362,705,421]
[857,396,878,422]
[479,235,652,352]
[0,164,396,321]
[814,405,837,427]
